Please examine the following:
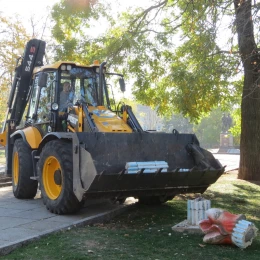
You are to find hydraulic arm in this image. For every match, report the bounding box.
[0,39,46,175]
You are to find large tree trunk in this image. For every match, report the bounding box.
[234,0,260,180]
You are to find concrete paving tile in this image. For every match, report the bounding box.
[0,202,15,207]
[0,187,41,200]
[0,207,26,217]
[0,227,41,242]
[46,215,80,224]
[0,191,14,196]
[0,189,15,195]
[0,197,22,206]
[0,239,9,244]
[0,192,14,199]
[1,201,43,211]
[17,198,43,205]
[15,207,55,220]
[0,196,14,201]
[0,195,16,201]
[19,219,69,232]
[0,216,36,230]
[0,197,42,206]
[0,187,12,192]
[0,189,13,194]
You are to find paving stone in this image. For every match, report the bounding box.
[0,216,36,230]
[9,207,55,221]
[0,207,26,217]
[19,218,82,232]
[0,201,43,211]
[0,227,41,242]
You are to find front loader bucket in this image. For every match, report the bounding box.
[74,132,224,200]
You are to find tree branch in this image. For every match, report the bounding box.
[210,50,240,56]
[135,23,182,35]
[131,0,168,32]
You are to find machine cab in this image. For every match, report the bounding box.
[24,61,113,134]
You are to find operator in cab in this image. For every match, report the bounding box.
[59,81,73,111]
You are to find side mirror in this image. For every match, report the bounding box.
[38,72,48,87]
[119,78,126,92]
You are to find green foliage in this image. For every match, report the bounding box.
[51,0,111,63]
[229,107,241,145]
[228,78,242,145]
[193,108,223,148]
[162,113,193,133]
[50,0,243,123]
[0,16,30,123]
[192,107,242,148]
[135,104,163,130]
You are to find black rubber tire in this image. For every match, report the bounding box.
[38,140,81,214]
[12,139,38,199]
[138,196,173,205]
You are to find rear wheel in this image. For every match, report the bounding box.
[12,139,38,199]
[38,140,81,214]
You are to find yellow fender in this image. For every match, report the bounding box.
[11,127,42,149]
[0,130,6,147]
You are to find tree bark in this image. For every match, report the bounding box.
[234,0,260,180]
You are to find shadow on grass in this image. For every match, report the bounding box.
[106,201,187,230]
[110,177,260,232]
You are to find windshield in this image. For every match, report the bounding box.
[59,67,100,108]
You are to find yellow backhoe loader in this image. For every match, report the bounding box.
[0,39,224,214]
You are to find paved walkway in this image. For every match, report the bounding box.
[0,165,5,174]
[0,186,136,256]
[213,153,239,172]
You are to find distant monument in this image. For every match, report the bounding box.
[221,113,232,133]
[219,113,234,153]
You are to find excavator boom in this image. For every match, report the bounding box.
[0,39,45,175]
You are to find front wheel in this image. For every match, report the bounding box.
[38,140,81,214]
[12,139,38,199]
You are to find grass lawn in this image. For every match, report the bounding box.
[2,171,260,260]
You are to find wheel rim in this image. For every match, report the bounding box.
[43,156,62,200]
[13,151,19,185]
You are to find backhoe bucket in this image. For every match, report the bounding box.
[74,132,224,201]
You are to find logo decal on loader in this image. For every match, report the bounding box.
[68,115,78,125]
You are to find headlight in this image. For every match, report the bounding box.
[61,65,66,70]
[51,102,59,111]
[61,64,72,70]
